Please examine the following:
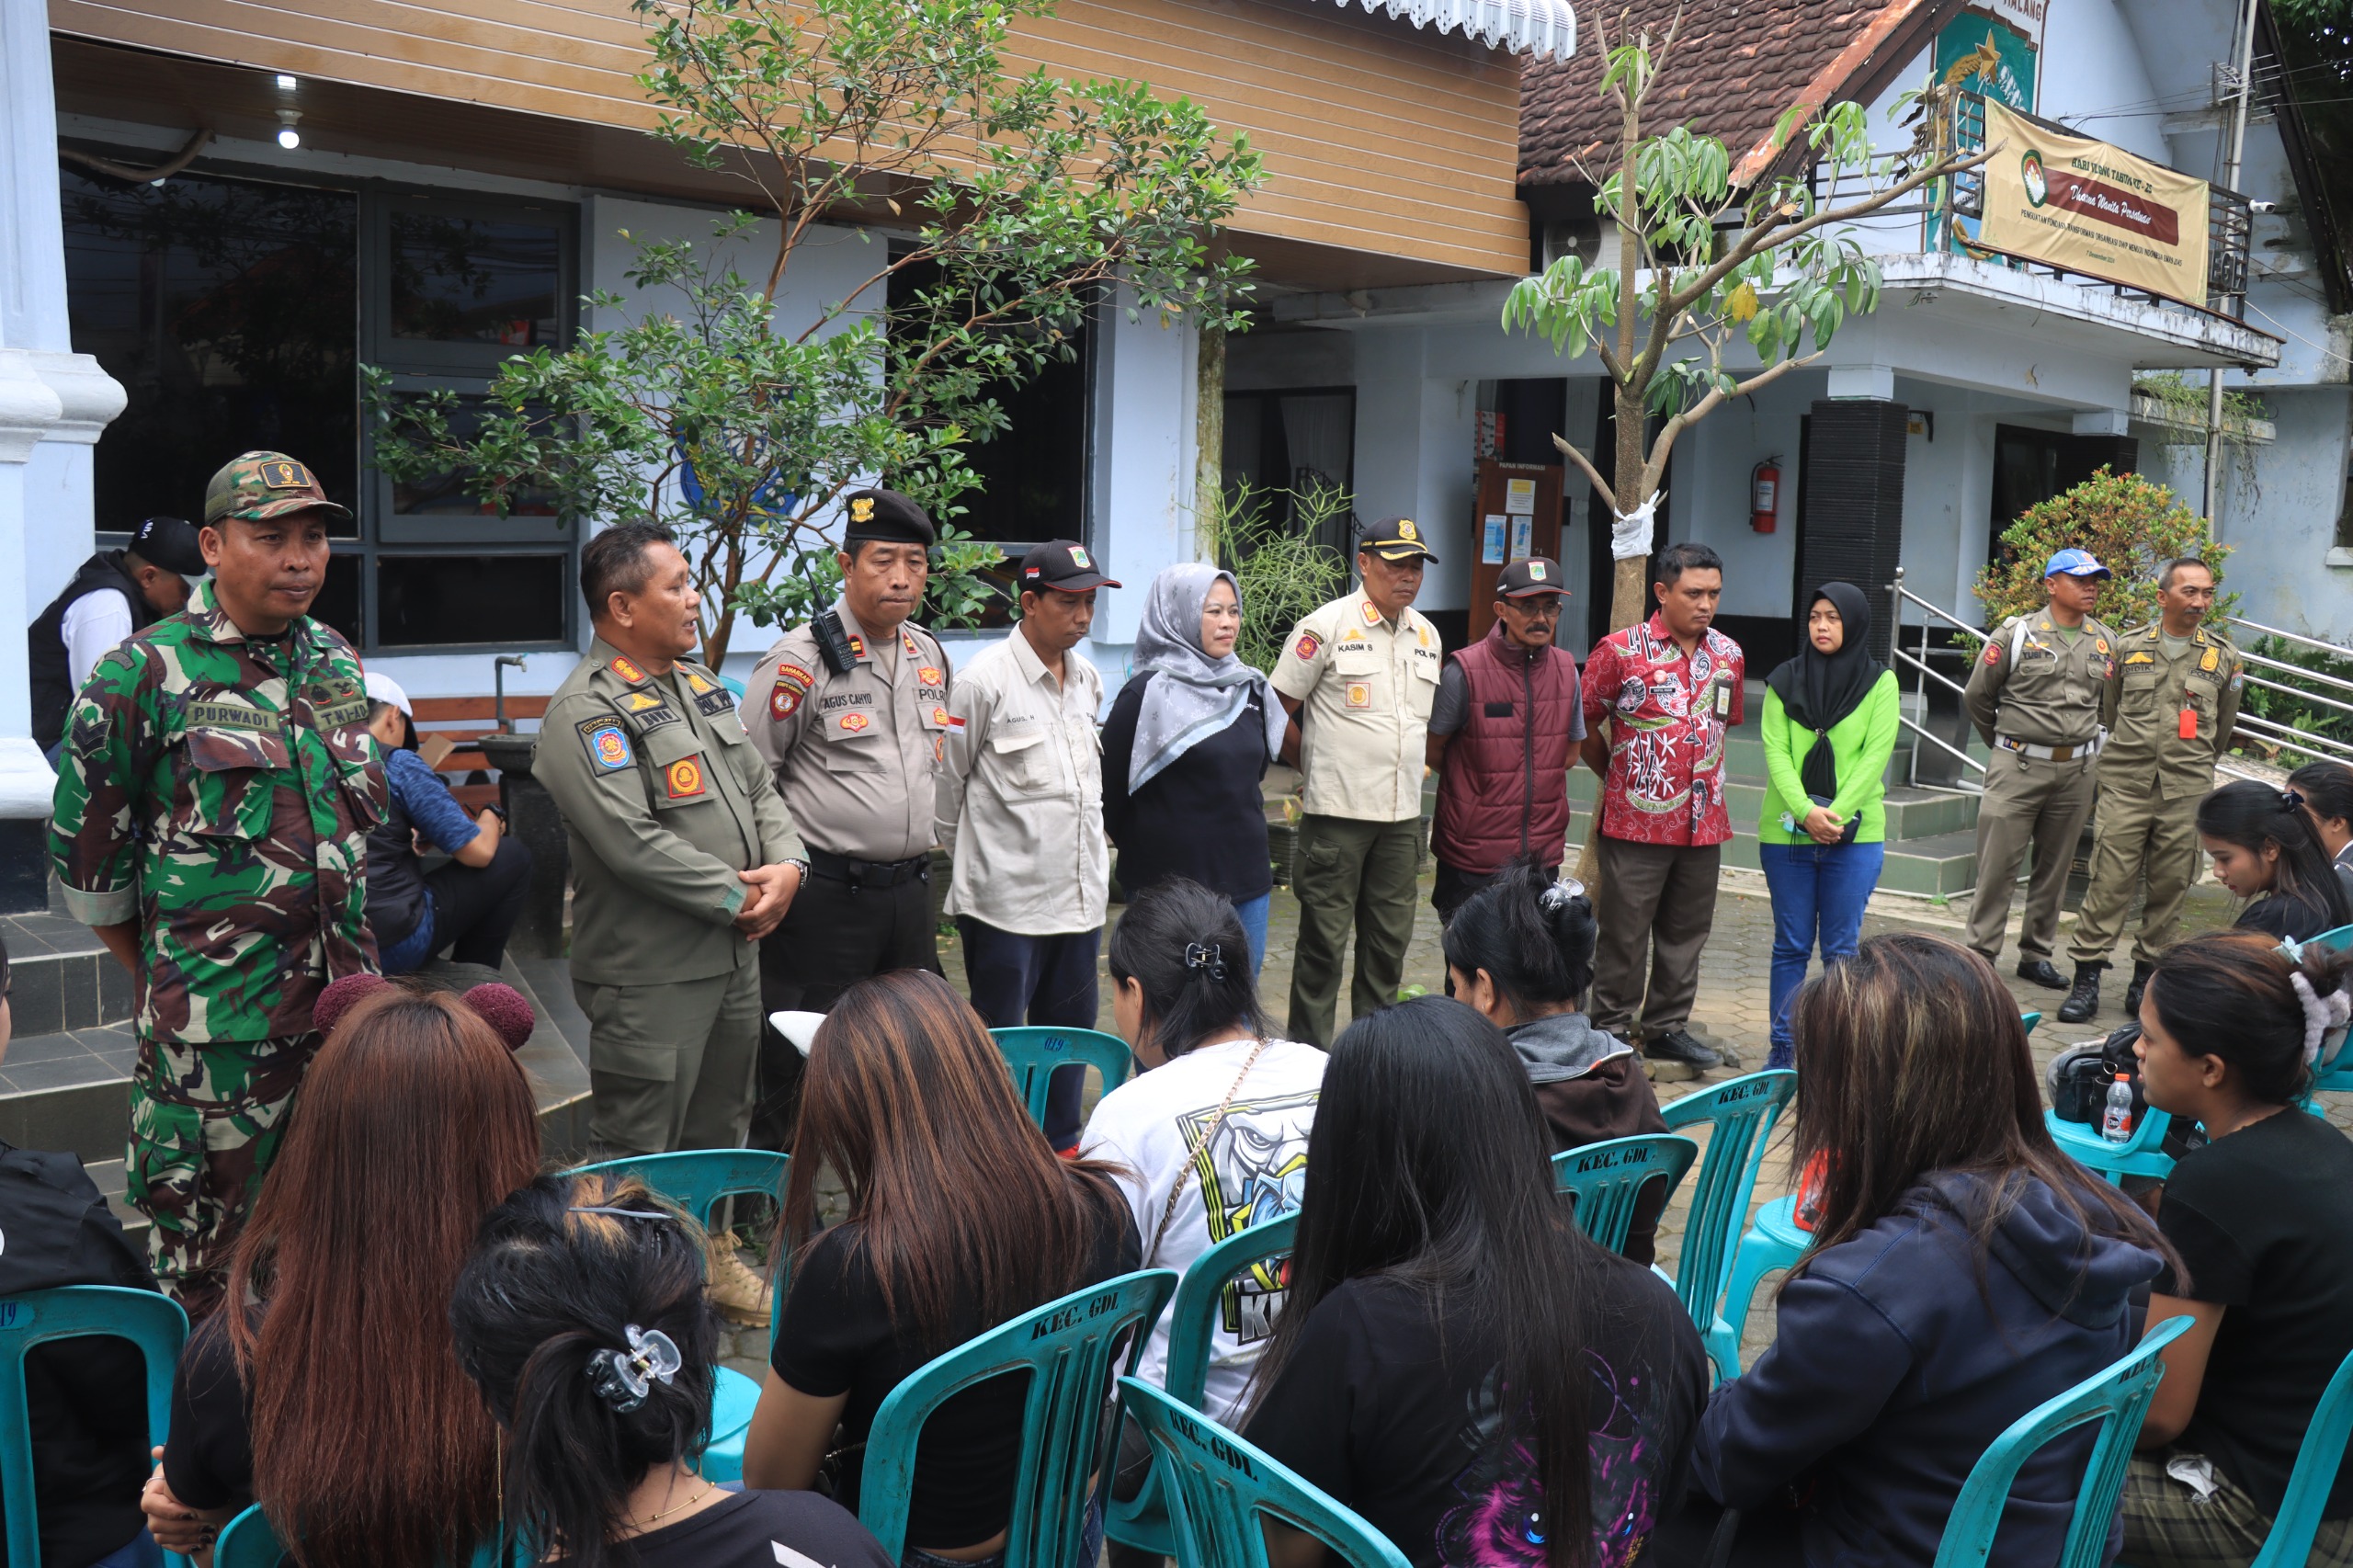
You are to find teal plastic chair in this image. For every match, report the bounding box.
[2044,1105,2175,1185]
[1930,1314,2193,1568]
[991,1027,1134,1132]
[2249,1341,2353,1566]
[213,1504,518,1567]
[2022,1011,2043,1034]
[1551,1134,1699,1257]
[1,1285,188,1568]
[1658,1070,1799,1381]
[1121,1378,1411,1568]
[860,1267,1177,1567]
[566,1149,791,1483]
[1106,1212,1302,1557]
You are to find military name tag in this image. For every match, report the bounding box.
[693,687,734,718]
[630,704,682,733]
[186,699,279,733]
[313,699,369,729]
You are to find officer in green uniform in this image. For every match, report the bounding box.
[1963,549,2120,987]
[50,451,380,1315]
[2059,558,2242,1022]
[1271,517,1444,1047]
[538,520,807,1161]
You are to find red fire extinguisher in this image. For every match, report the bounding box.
[1751,458,1781,533]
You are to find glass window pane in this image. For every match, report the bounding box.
[375,554,566,646]
[389,213,561,347]
[312,552,364,644]
[387,394,562,517]
[63,168,359,536]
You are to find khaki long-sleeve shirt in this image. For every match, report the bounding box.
[2097,622,2244,801]
[540,637,804,987]
[737,600,953,863]
[937,629,1108,935]
[1965,610,2117,749]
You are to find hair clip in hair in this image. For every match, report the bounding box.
[585,1324,682,1414]
[1539,877,1587,910]
[568,1206,676,1221]
[2283,788,2308,812]
[1184,942,1228,983]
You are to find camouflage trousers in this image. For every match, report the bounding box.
[127,1032,319,1318]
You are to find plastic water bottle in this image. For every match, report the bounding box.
[2102,1072,2136,1143]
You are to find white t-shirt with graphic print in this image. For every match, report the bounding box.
[1080,1034,1326,1423]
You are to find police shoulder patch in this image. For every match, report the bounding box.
[776,661,815,692]
[579,719,634,771]
[1293,631,1322,662]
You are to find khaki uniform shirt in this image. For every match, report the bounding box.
[2097,622,2245,801]
[737,600,952,862]
[937,631,1108,934]
[1965,611,2118,749]
[539,637,804,988]
[1272,592,1443,823]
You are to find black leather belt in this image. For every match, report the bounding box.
[807,846,930,888]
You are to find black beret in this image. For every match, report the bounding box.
[841,487,937,547]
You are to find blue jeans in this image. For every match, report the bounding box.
[1759,839,1886,1069]
[1233,893,1270,981]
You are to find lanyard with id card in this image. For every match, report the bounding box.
[1714,680,1732,719]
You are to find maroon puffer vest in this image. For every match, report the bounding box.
[1433,622,1580,874]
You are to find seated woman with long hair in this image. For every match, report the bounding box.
[138,983,543,1567]
[1085,879,1324,1423]
[2119,931,2353,1567]
[1440,859,1670,1263]
[451,1171,893,1568]
[2199,778,2352,940]
[1243,996,1708,1568]
[1692,934,2170,1567]
[741,970,1141,1568]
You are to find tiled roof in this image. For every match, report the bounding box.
[1518,0,1961,187]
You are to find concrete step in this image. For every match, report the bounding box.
[0,959,594,1167]
[1,910,135,1038]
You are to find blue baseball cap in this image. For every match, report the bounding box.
[2043,548,2112,580]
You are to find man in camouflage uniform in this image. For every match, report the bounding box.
[49,451,381,1315]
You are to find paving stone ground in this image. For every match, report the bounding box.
[723,863,2353,1378]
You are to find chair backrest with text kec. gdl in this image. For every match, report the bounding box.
[1551,1134,1699,1257]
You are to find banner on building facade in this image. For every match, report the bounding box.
[1976,101,2212,306]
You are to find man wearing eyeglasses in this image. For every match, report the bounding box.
[1427,557,1584,924]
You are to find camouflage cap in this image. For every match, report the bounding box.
[203,451,351,527]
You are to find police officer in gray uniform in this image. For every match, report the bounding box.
[1962,548,2119,985]
[738,488,955,1147]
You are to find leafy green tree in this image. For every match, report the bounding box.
[1501,13,1991,632]
[1974,468,2232,631]
[368,0,1263,664]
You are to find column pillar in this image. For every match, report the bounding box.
[1,0,128,911]
[1800,398,1908,665]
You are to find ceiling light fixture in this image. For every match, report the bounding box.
[277,109,302,150]
[276,73,298,90]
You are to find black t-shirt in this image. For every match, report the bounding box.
[1100,673,1275,903]
[163,1308,259,1513]
[2236,883,2345,942]
[2154,1107,2353,1518]
[603,1489,893,1568]
[1243,1256,1709,1568]
[770,1180,1142,1551]
[0,1142,159,1568]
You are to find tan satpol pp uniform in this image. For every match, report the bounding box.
[2070,622,2243,967]
[1271,583,1443,1047]
[539,637,805,1156]
[1963,609,2118,964]
[737,597,953,1143]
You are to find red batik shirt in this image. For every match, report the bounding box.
[1580,614,1746,846]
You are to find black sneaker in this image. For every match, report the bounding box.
[2056,962,2106,1025]
[1643,1030,1722,1070]
[2016,957,2067,990]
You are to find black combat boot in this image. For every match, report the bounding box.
[2057,961,2107,1024]
[2123,959,2156,1017]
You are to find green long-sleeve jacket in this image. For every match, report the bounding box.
[1756,672,1901,846]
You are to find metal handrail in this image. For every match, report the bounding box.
[2232,710,2353,764]
[1889,567,1993,790]
[1892,644,1972,702]
[2224,615,2350,662]
[2236,660,2353,718]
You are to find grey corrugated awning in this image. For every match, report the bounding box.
[1313,0,1574,59]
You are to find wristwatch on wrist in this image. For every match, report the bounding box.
[782,856,811,883]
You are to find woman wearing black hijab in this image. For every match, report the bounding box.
[1757,582,1901,1069]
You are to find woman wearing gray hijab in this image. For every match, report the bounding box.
[1102,563,1290,974]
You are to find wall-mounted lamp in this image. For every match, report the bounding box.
[277,109,302,151]
[275,73,299,91]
